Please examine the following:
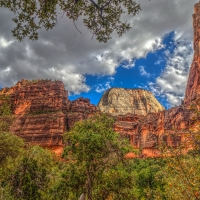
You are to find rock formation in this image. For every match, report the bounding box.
[114,105,194,157]
[0,2,200,157]
[98,88,164,116]
[0,79,96,154]
[66,97,96,130]
[184,2,200,106]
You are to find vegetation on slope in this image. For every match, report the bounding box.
[0,112,200,199]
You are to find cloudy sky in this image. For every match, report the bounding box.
[0,0,197,108]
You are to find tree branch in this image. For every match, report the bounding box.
[73,20,82,34]
[88,0,100,10]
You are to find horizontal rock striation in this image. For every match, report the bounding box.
[0,79,68,115]
[114,105,195,157]
[0,79,96,151]
[66,97,96,130]
[98,88,165,116]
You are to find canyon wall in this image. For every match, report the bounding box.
[184,2,200,106]
[114,105,194,157]
[1,2,200,157]
[0,79,96,153]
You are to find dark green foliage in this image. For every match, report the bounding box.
[10,157,48,200]
[0,95,12,116]
[0,116,14,132]
[49,163,86,200]
[0,101,11,116]
[0,140,61,200]
[0,132,24,165]
[0,0,141,43]
[130,158,167,200]
[0,95,13,132]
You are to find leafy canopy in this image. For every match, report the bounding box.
[62,114,135,200]
[0,127,169,200]
[0,0,141,43]
[0,132,24,165]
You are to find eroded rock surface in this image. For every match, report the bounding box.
[0,79,96,151]
[114,105,194,157]
[184,2,200,106]
[66,97,96,130]
[98,88,165,116]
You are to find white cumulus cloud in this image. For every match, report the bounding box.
[149,34,193,107]
[0,0,197,96]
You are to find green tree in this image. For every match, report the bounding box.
[0,95,14,133]
[0,132,24,165]
[0,132,24,199]
[162,154,200,200]
[62,114,135,200]
[0,95,12,116]
[158,101,200,200]
[1,144,61,200]
[0,0,141,43]
[129,158,166,200]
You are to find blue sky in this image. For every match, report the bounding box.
[69,32,190,109]
[0,0,196,109]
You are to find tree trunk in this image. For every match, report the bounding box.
[78,193,85,200]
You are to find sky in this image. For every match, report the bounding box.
[0,0,196,109]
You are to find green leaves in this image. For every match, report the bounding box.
[0,142,61,200]
[0,0,141,42]
[63,114,134,199]
[0,95,12,116]
[0,132,24,165]
[10,157,48,200]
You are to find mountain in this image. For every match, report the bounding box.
[0,79,96,155]
[1,2,200,157]
[98,88,164,116]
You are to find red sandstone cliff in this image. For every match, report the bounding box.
[114,105,194,157]
[184,3,200,106]
[0,79,96,153]
[0,3,200,157]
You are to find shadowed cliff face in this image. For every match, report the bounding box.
[98,88,165,116]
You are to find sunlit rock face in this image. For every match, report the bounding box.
[114,106,194,157]
[98,88,165,116]
[0,79,96,151]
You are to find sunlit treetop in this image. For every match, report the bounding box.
[0,0,141,43]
